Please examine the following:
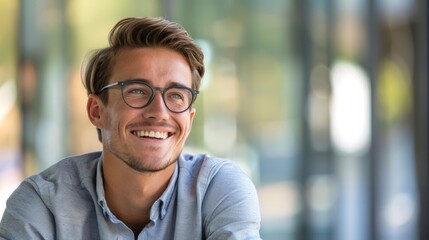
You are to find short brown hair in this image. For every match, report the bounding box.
[83,17,205,103]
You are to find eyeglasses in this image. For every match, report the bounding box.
[97,80,199,113]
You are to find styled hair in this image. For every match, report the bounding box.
[83,17,205,103]
[83,17,205,142]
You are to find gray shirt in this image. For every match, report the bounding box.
[0,152,261,240]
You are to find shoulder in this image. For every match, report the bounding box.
[0,152,102,239]
[178,154,261,238]
[20,151,102,198]
[6,151,101,214]
[178,153,257,197]
[38,151,101,182]
[44,151,102,174]
[178,153,245,185]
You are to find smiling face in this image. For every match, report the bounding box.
[87,47,196,173]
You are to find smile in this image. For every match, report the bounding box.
[132,130,169,140]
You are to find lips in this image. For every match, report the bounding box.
[132,130,169,139]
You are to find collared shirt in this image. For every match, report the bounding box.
[0,152,261,240]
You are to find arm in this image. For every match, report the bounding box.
[202,163,261,240]
[0,179,55,240]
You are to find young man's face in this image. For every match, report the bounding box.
[89,47,196,172]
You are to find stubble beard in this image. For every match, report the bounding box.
[108,143,179,173]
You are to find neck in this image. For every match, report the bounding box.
[102,154,176,235]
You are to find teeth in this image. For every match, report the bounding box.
[134,130,168,139]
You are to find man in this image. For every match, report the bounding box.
[0,17,261,239]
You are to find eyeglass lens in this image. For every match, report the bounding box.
[122,82,194,112]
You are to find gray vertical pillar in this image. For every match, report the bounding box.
[414,0,429,239]
[366,0,379,239]
[295,0,311,239]
[18,0,70,173]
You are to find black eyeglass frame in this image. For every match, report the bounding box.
[97,79,199,113]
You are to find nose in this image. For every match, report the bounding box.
[142,91,170,120]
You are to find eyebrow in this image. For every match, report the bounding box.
[126,78,192,89]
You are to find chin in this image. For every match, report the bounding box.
[125,156,177,173]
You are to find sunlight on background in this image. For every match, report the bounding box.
[330,61,371,155]
[0,0,20,221]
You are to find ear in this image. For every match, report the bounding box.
[87,94,104,128]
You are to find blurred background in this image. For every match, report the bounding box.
[1,0,428,239]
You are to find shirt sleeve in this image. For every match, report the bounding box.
[0,179,55,240]
[202,162,261,240]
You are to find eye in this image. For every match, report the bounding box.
[126,85,151,96]
[170,92,185,100]
[129,89,144,94]
[166,89,187,101]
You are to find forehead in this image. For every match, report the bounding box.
[110,47,192,87]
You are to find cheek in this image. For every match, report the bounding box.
[103,106,127,134]
[102,107,116,131]
[187,110,196,133]
[182,111,196,137]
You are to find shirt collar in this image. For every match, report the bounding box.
[95,154,110,217]
[156,160,179,220]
